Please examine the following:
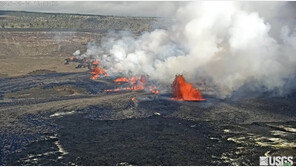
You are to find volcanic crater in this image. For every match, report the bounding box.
[0,11,296,166]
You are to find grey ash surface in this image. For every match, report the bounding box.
[0,72,296,165]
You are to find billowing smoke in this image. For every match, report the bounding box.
[76,2,296,98]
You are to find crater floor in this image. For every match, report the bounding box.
[1,71,295,165]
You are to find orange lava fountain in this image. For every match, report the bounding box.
[171,75,205,101]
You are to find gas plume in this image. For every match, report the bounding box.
[75,2,296,98]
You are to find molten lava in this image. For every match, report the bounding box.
[90,67,108,79]
[172,75,205,101]
[92,60,100,66]
[114,77,129,83]
[90,67,106,75]
[105,75,159,94]
[112,76,145,90]
[131,76,145,90]
[149,86,159,94]
[90,74,100,80]
[64,55,158,93]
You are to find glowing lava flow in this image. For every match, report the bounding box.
[105,75,159,94]
[171,75,205,101]
[131,97,137,101]
[92,60,100,66]
[90,67,108,80]
[149,86,159,94]
[114,77,130,83]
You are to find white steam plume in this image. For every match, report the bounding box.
[77,2,296,98]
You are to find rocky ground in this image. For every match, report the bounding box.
[0,71,295,165]
[0,31,97,77]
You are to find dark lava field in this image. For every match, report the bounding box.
[0,71,296,165]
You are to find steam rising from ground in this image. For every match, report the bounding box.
[76,2,296,98]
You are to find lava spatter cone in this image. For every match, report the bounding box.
[172,75,205,101]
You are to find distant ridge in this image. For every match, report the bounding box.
[0,10,164,33]
[0,10,159,19]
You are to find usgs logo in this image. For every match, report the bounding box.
[260,156,294,166]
